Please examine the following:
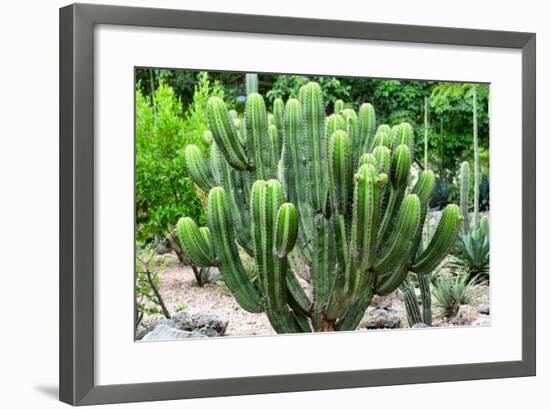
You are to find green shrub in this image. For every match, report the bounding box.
[135,74,224,244]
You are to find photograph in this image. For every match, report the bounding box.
[134,68,491,340]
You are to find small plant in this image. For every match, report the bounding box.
[429,177,456,210]
[450,216,490,277]
[135,245,171,329]
[431,269,484,318]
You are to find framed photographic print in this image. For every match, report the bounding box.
[59,3,536,406]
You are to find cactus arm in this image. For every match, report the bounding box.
[342,109,361,165]
[460,161,471,232]
[266,308,310,333]
[275,203,298,258]
[176,217,216,267]
[245,73,258,95]
[376,185,405,245]
[251,180,288,312]
[328,130,353,215]
[372,124,393,149]
[302,82,327,212]
[290,311,312,332]
[409,170,436,257]
[335,276,374,331]
[418,273,432,325]
[311,214,336,316]
[273,97,285,151]
[268,124,281,176]
[325,114,346,142]
[334,99,344,114]
[286,270,311,316]
[351,164,382,277]
[391,145,412,189]
[207,187,263,312]
[219,160,253,255]
[401,278,423,327]
[375,255,410,295]
[206,96,249,170]
[373,194,422,273]
[412,204,462,274]
[184,144,215,193]
[209,142,224,186]
[358,103,376,153]
[282,99,307,206]
[246,93,272,179]
[395,122,415,160]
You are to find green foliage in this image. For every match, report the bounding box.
[135,74,224,243]
[179,80,462,333]
[431,269,484,317]
[265,75,352,107]
[429,177,457,210]
[450,218,490,277]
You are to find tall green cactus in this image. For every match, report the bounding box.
[460,161,471,232]
[179,81,462,332]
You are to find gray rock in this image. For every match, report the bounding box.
[141,325,207,341]
[371,294,393,309]
[362,308,401,329]
[170,312,228,335]
[412,323,429,328]
[478,304,490,315]
[138,312,228,340]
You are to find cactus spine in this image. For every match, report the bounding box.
[179,81,461,332]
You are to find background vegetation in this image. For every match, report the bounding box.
[136,68,489,247]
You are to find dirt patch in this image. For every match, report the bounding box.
[151,263,275,336]
[142,255,490,336]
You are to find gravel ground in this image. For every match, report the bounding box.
[141,256,490,336]
[150,262,276,336]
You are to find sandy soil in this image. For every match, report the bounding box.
[153,262,276,336]
[142,255,490,336]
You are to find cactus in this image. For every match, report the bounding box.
[460,161,471,232]
[179,81,462,332]
[245,73,258,95]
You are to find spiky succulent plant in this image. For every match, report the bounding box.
[178,80,462,332]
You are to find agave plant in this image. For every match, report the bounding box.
[450,216,490,277]
[431,269,484,318]
[178,81,462,333]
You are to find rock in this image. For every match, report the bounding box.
[472,315,491,326]
[141,325,207,341]
[170,312,228,335]
[449,305,478,326]
[478,304,490,315]
[412,323,429,328]
[361,308,401,329]
[138,312,228,340]
[371,294,393,309]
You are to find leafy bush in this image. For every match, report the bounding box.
[431,270,484,317]
[135,74,223,244]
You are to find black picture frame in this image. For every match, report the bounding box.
[59,3,536,406]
